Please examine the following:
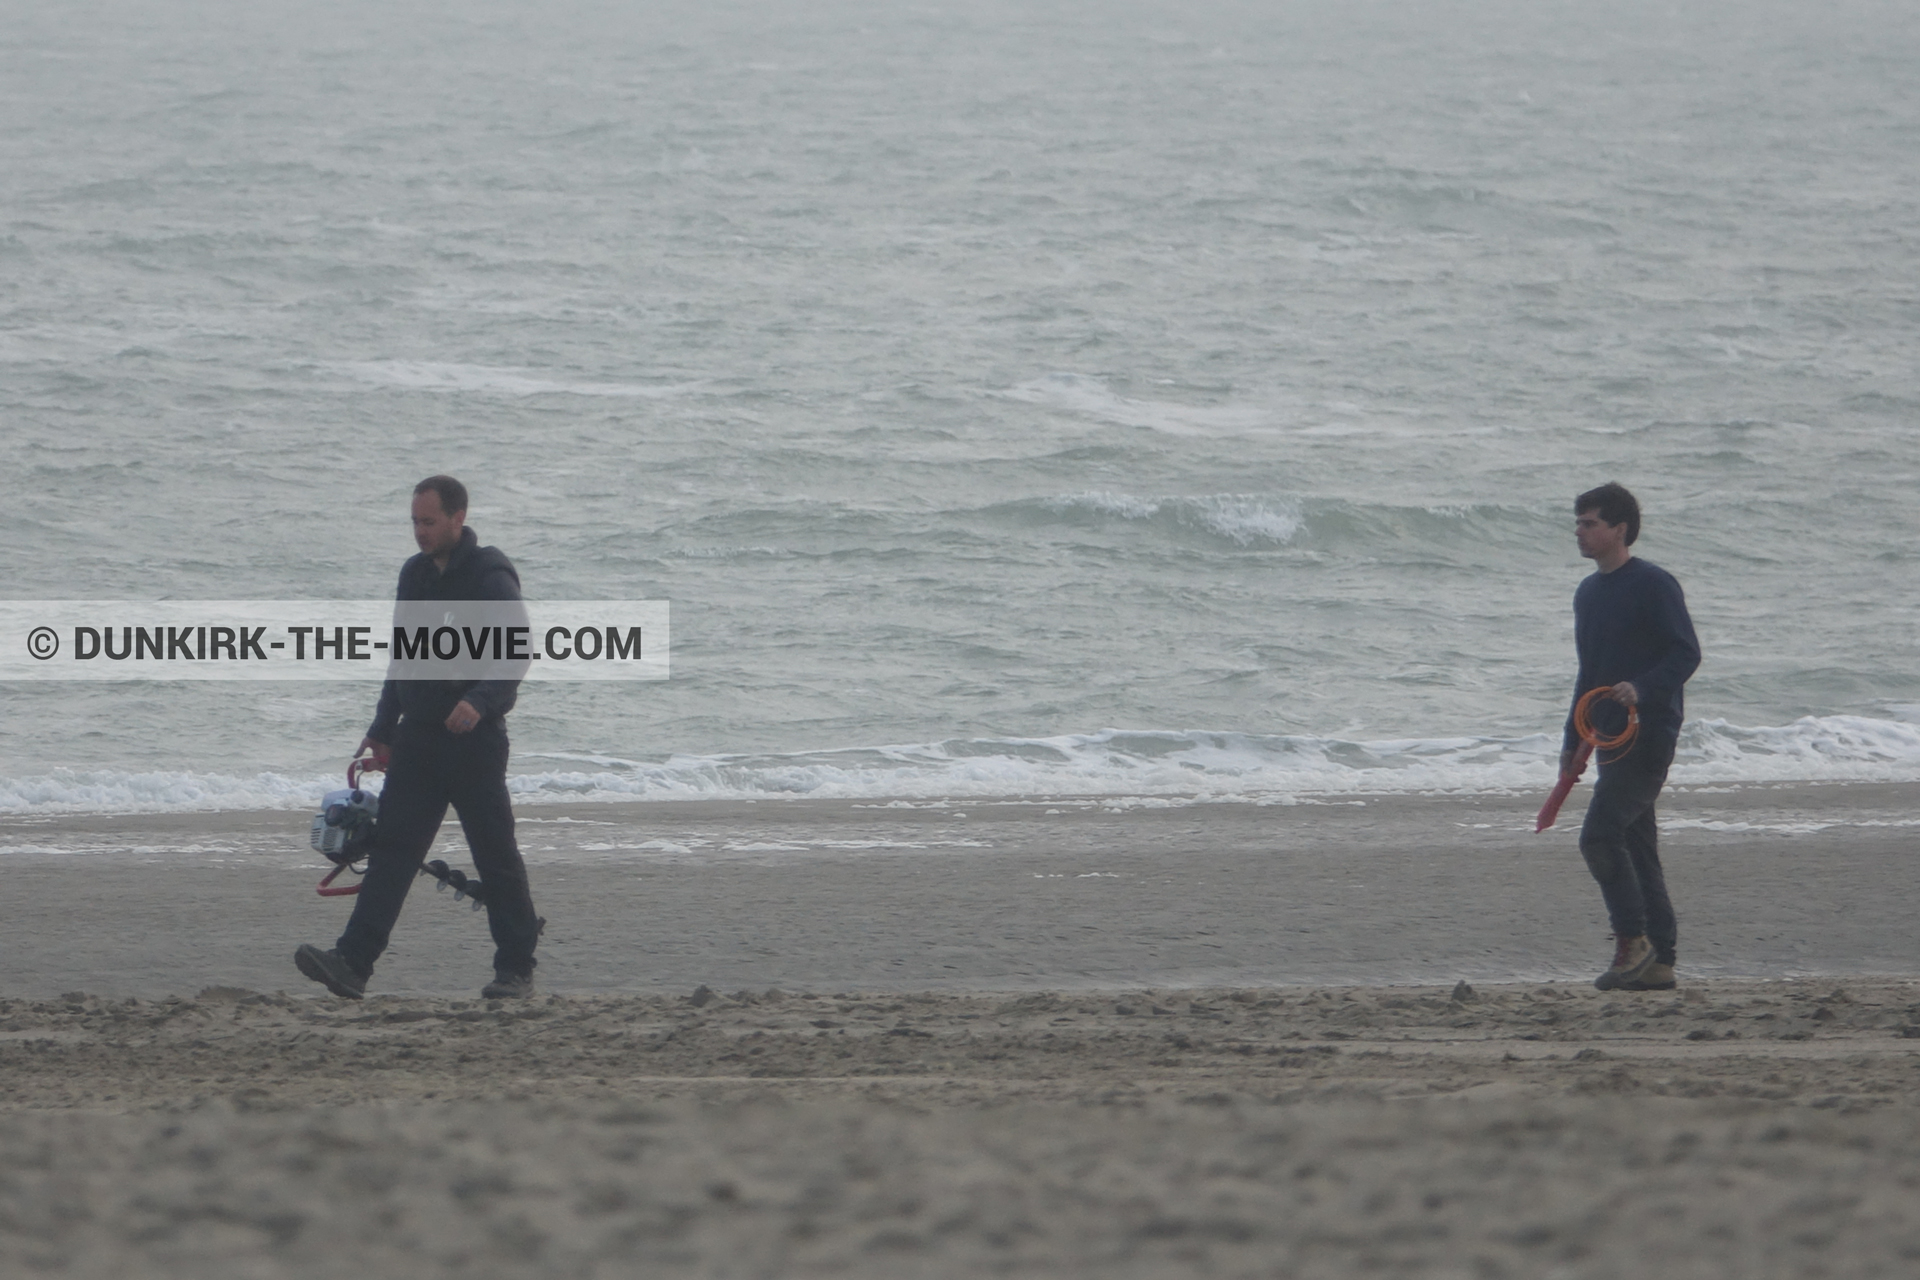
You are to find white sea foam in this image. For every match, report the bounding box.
[1668,816,1920,834]
[1041,492,1302,544]
[1044,491,1162,521]
[7,716,1920,817]
[1663,819,1837,835]
[0,769,337,815]
[1188,495,1303,545]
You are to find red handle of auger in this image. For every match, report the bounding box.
[317,863,361,897]
[316,754,388,896]
[1536,685,1639,832]
[1535,741,1593,832]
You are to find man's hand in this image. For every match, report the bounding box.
[445,700,482,734]
[1559,749,1580,781]
[1610,681,1639,708]
[356,736,391,771]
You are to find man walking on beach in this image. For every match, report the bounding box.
[1562,483,1700,992]
[295,475,543,1000]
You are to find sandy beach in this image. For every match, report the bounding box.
[4,784,1919,1275]
[5,979,1920,1277]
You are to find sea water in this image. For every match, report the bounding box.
[4,0,1919,812]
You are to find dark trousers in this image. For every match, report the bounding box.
[336,718,540,979]
[1578,739,1678,964]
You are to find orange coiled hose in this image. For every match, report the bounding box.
[1573,685,1638,754]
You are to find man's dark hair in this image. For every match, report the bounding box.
[1575,482,1639,546]
[414,475,469,516]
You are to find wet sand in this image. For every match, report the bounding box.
[3,783,1919,1275]
[0,781,1915,998]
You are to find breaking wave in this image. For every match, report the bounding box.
[6,715,1919,815]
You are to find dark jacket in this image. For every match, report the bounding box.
[1564,556,1701,756]
[368,527,523,741]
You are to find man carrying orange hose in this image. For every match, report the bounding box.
[1562,483,1701,992]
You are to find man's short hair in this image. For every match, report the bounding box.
[1575,482,1639,546]
[413,475,469,516]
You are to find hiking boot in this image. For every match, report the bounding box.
[295,944,367,999]
[1594,934,1656,991]
[481,971,534,1000]
[1622,961,1677,992]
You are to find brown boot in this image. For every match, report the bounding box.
[481,971,535,1000]
[1622,961,1676,992]
[1594,935,1656,991]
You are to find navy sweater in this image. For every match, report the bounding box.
[1564,556,1701,756]
[368,526,524,741]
